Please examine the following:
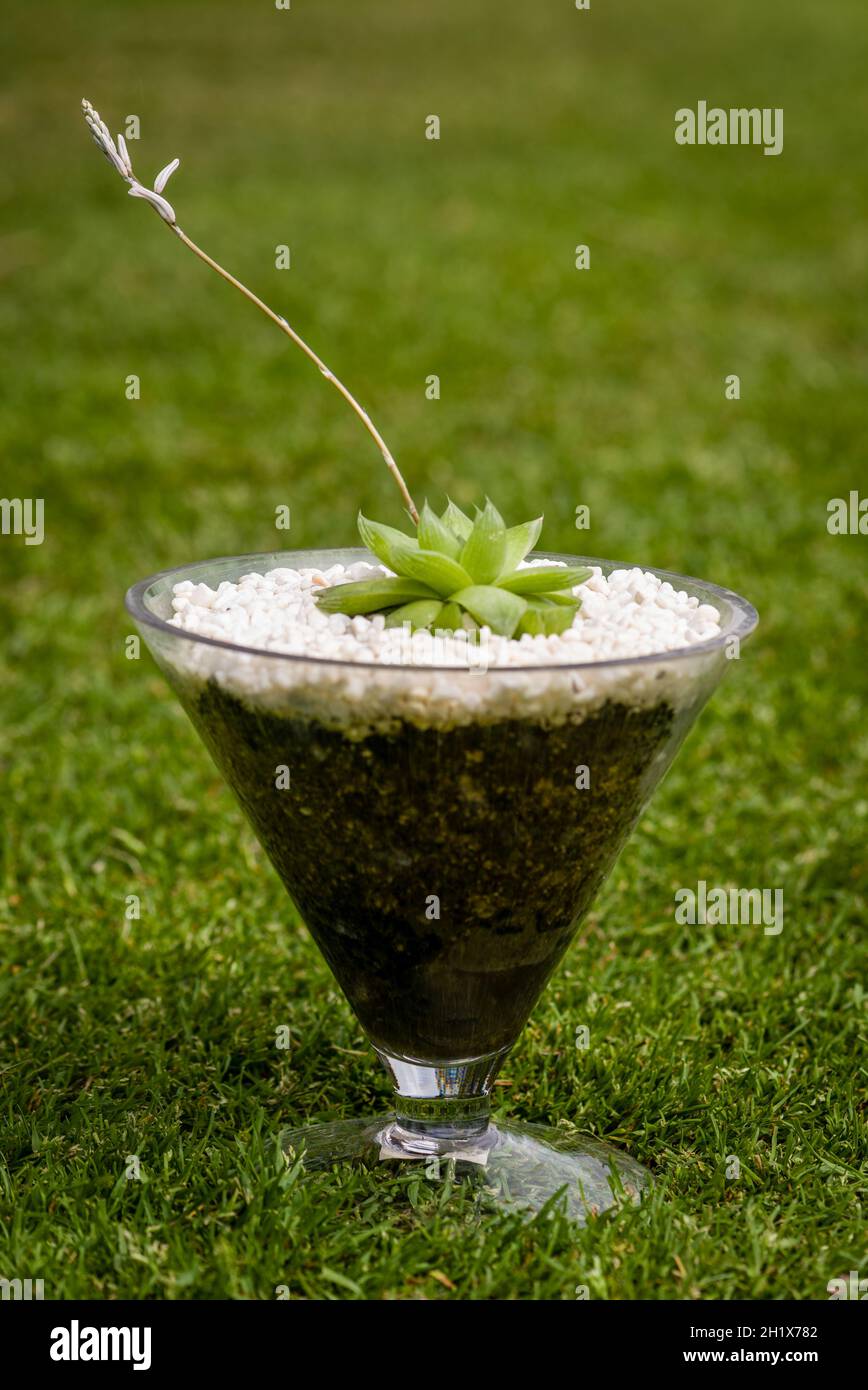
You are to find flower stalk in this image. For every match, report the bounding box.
[81,99,418,522]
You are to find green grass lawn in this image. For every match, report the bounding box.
[1,0,865,1299]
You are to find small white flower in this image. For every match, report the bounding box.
[98,136,129,179]
[154,158,180,194]
[116,132,133,177]
[128,182,177,225]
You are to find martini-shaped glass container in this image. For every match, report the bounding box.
[127,548,756,1221]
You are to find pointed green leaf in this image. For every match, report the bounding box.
[435,601,464,633]
[547,590,584,606]
[440,499,474,542]
[497,564,591,594]
[417,500,462,559]
[399,548,474,596]
[315,576,436,615]
[357,512,419,573]
[450,584,527,637]
[460,498,507,584]
[516,608,546,637]
[383,599,445,631]
[517,597,579,636]
[499,516,543,574]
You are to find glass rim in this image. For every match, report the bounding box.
[125,547,759,675]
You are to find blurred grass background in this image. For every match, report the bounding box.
[0,0,865,1298]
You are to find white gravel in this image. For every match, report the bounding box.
[160,558,728,731]
[167,558,722,668]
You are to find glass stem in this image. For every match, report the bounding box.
[374,1048,508,1157]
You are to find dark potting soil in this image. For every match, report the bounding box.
[180,680,678,1062]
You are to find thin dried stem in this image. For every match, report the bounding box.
[172,227,418,521]
[81,99,418,523]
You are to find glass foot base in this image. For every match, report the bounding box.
[280,1114,651,1224]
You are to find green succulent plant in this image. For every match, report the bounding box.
[315,500,591,637]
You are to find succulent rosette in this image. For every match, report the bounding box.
[316,499,591,637]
